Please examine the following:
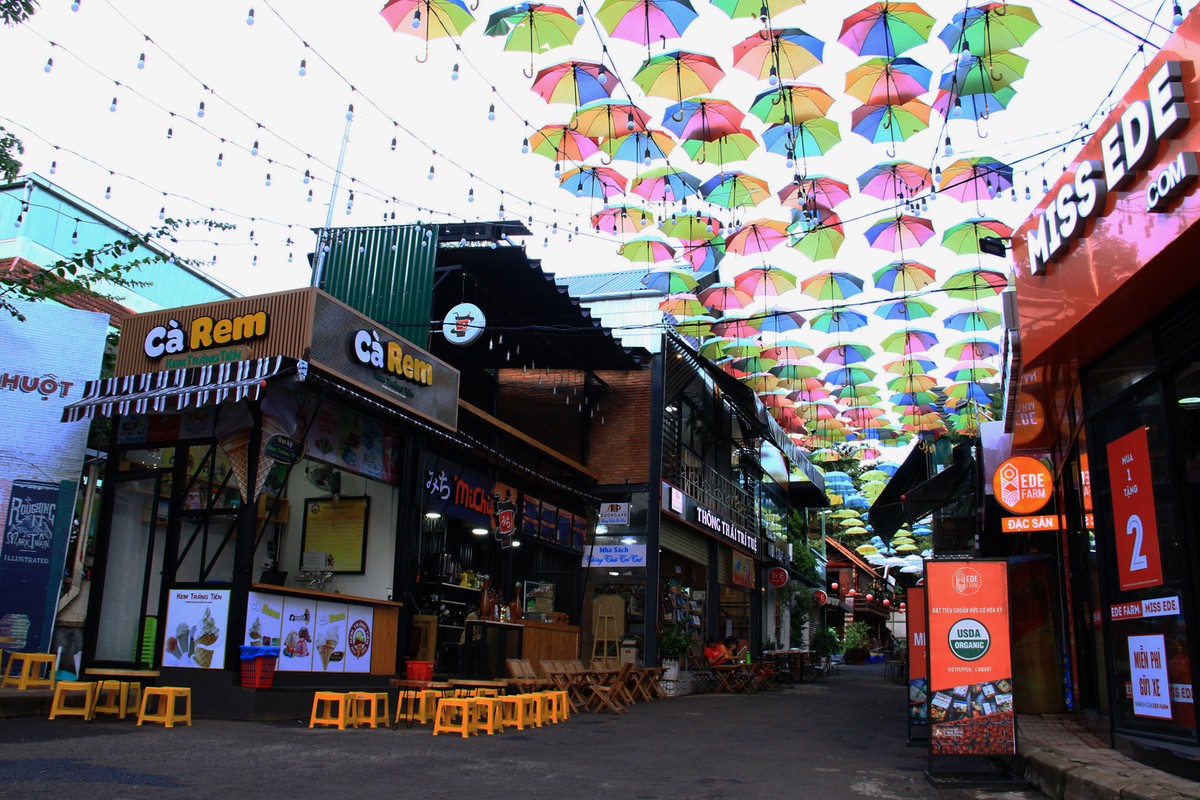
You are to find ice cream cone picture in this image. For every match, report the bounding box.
[318,644,334,670]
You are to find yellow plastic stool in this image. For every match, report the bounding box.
[527,692,548,728]
[395,689,439,726]
[309,691,353,730]
[431,697,474,738]
[137,687,192,728]
[474,687,499,698]
[545,690,569,722]
[498,695,531,730]
[1,652,57,690]
[350,692,389,729]
[92,680,141,720]
[471,696,502,735]
[48,681,97,720]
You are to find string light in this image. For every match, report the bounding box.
[70,0,80,11]
[264,172,271,186]
[298,58,307,76]
[488,103,496,121]
[427,164,435,180]
[451,63,460,81]
[216,151,224,166]
[575,3,584,24]
[49,160,57,174]
[412,7,421,29]
[137,52,146,70]
[109,96,118,112]
[103,185,111,199]
[44,57,53,73]
[71,225,79,245]
[1174,2,1184,27]
[345,103,354,121]
[246,7,255,25]
[197,100,206,118]
[521,137,529,154]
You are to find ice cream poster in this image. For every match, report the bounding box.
[343,606,374,673]
[314,601,348,673]
[277,597,314,671]
[244,592,284,648]
[162,589,230,670]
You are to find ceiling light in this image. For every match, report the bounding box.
[472,527,488,536]
[424,511,441,519]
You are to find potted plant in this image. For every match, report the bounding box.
[812,626,842,660]
[658,623,694,681]
[842,621,873,665]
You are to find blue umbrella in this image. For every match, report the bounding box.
[810,309,868,333]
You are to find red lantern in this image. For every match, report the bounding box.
[900,603,907,612]
[866,593,874,602]
[830,582,839,591]
[847,587,857,596]
[883,598,891,607]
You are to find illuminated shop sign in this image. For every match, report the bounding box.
[351,329,435,386]
[144,311,270,366]
[1028,61,1192,275]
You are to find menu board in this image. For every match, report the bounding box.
[301,496,369,574]
[522,496,541,536]
[162,588,230,670]
[541,503,558,541]
[246,592,373,673]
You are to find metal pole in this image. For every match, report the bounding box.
[310,113,354,289]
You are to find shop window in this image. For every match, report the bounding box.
[95,475,165,663]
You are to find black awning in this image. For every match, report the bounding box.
[61,357,292,422]
[867,445,930,538]
[902,442,976,522]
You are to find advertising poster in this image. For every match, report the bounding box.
[343,606,375,674]
[541,503,558,541]
[245,591,284,647]
[161,588,230,670]
[1106,426,1164,591]
[0,300,107,658]
[907,586,929,730]
[926,561,1015,756]
[557,511,573,547]
[314,601,348,673]
[301,497,369,573]
[1128,634,1173,720]
[277,597,315,671]
[522,496,541,536]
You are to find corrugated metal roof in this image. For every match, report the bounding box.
[553,269,659,299]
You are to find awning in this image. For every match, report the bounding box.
[61,356,292,422]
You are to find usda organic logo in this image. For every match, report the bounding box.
[948,618,991,661]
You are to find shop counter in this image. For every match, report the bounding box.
[520,618,580,671]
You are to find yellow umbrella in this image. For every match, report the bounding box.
[895,543,919,552]
[855,544,879,556]
[859,469,890,482]
[830,509,860,519]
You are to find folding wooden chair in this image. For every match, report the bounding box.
[586,662,632,714]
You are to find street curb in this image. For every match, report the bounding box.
[1017,743,1200,800]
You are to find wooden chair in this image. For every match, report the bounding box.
[505,658,551,692]
[586,662,632,714]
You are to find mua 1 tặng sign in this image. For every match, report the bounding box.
[1106,426,1164,591]
[926,561,1015,756]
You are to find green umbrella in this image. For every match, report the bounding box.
[633,50,726,102]
[485,3,580,76]
[790,213,846,262]
[682,131,760,166]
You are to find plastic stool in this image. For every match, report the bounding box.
[350,692,389,729]
[498,695,531,730]
[1,652,57,690]
[92,680,141,720]
[432,697,474,738]
[308,691,352,730]
[472,696,502,735]
[48,681,96,720]
[545,689,569,722]
[527,692,548,727]
[137,687,192,728]
[396,689,438,726]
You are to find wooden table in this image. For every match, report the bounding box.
[389,679,453,729]
[82,668,161,720]
[712,664,753,693]
[448,678,509,695]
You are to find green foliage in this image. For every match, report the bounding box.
[842,621,872,651]
[658,622,695,660]
[811,626,841,658]
[2,2,37,181]
[1,1,39,26]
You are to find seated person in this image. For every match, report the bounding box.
[703,637,726,666]
[724,636,745,663]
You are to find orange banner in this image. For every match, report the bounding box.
[907,587,928,729]
[1001,514,1058,533]
[926,560,1015,756]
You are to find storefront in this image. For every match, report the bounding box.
[65,287,589,714]
[1010,10,1200,760]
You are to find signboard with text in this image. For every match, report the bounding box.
[926,561,1015,756]
[1106,426,1164,591]
[1128,634,1172,719]
[907,586,929,733]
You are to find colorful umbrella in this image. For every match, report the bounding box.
[628,167,702,202]
[531,59,613,105]
[622,239,680,266]
[939,158,1015,203]
[882,329,938,354]
[485,3,579,76]
[678,238,726,272]
[799,270,863,300]
[850,99,931,146]
[663,97,746,142]
[942,268,1008,299]
[682,131,760,166]
[844,55,931,104]
[838,2,936,57]
[753,309,808,337]
[884,356,938,375]
[595,0,700,48]
[764,342,816,361]
[790,211,846,261]
[672,314,716,337]
[634,50,726,102]
[943,306,1002,332]
[864,215,935,251]
[592,204,657,234]
[939,50,1028,95]
[762,119,842,161]
[529,124,600,162]
[872,260,936,292]
[941,218,1014,254]
[939,3,1041,57]
[714,0,807,20]
[600,130,677,164]
[945,381,995,403]
[874,298,935,320]
[560,165,627,199]
[943,361,998,381]
[713,312,765,339]
[886,374,938,392]
[658,292,706,317]
[725,219,791,255]
[932,86,1015,121]
[660,212,722,240]
[777,175,852,210]
[571,99,653,140]
[772,360,822,380]
[381,0,476,56]
[944,337,1000,360]
[749,83,836,124]
[700,171,772,208]
[857,160,931,201]
[734,265,798,297]
[732,28,824,83]
[819,342,876,365]
[810,309,868,333]
[825,366,878,386]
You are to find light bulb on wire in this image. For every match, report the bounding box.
[44,57,53,73]
[451,63,460,81]
[197,100,206,118]
[575,3,583,24]
[298,58,306,76]
[137,52,145,69]
[246,7,254,24]
[412,7,421,29]
[521,137,529,154]
[487,103,495,121]
[109,96,118,112]
[70,0,80,11]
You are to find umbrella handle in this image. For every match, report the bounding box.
[524,64,535,79]
[599,152,614,165]
[416,50,428,63]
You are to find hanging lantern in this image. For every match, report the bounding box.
[847,587,857,597]
[830,582,839,591]
[866,593,874,602]
[883,598,891,607]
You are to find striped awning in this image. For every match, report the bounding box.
[61,356,292,422]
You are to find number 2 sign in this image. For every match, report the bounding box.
[1106,427,1164,591]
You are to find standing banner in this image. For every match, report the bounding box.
[1106,426,1164,591]
[907,586,929,740]
[0,300,107,659]
[926,560,1016,757]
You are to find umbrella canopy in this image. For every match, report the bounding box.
[628,167,702,202]
[790,211,846,261]
[940,5,1041,58]
[944,337,1001,360]
[864,215,935,251]
[624,241,682,268]
[942,268,1009,299]
[819,342,876,365]
[698,282,753,310]
[838,2,936,57]
[660,212,722,240]
[844,55,932,104]
[882,329,938,354]
[485,3,579,69]
[943,360,998,381]
[725,219,791,255]
[601,129,677,163]
[700,171,772,208]
[592,203,657,234]
[659,293,707,317]
[883,355,938,375]
[633,50,726,102]
[381,0,476,39]
[679,238,727,273]
[939,157,1015,202]
[682,131,760,166]
[941,217,1014,254]
[595,0,700,47]
[872,260,936,292]
[734,265,798,297]
[532,59,613,105]
[857,160,931,201]
[943,306,1002,332]
[810,309,869,333]
[663,97,747,142]
[714,0,807,18]
[529,124,601,162]
[932,86,1016,121]
[750,83,836,124]
[778,175,853,210]
[850,99,932,145]
[800,270,864,300]
[732,27,824,83]
[762,119,842,160]
[571,99,653,139]
[560,165,627,199]
[939,50,1029,96]
[875,298,935,321]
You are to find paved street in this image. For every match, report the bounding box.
[0,664,1041,800]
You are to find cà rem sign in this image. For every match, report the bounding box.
[1028,61,1194,275]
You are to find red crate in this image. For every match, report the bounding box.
[241,656,277,688]
[406,660,434,681]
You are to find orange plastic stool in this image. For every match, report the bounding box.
[92,680,141,720]
[137,687,192,728]
[48,681,96,720]
[350,692,389,729]
[498,695,531,730]
[309,691,352,730]
[432,697,474,738]
[472,696,503,735]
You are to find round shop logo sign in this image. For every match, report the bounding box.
[348,620,371,658]
[948,618,990,661]
[952,567,981,596]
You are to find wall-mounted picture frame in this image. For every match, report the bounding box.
[300,496,370,574]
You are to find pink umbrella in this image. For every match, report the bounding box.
[712,314,763,339]
[864,215,935,251]
[698,283,754,311]
[857,160,931,201]
[725,219,791,255]
[734,265,798,298]
[777,175,853,210]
